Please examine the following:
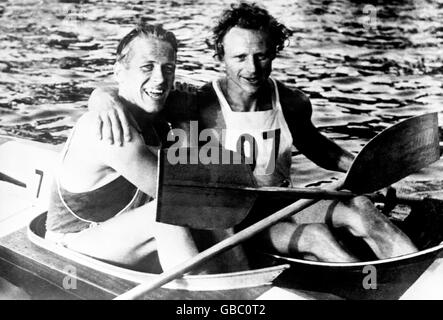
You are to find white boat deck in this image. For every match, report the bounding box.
[0,183,44,237]
[400,253,443,300]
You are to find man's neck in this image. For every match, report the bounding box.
[222,78,272,112]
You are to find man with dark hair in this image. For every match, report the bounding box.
[90,3,417,262]
[212,2,292,59]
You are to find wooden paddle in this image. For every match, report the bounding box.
[157,112,440,229]
[115,113,439,300]
[155,147,259,229]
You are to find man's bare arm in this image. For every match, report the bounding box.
[281,86,354,173]
[295,118,354,173]
[77,113,158,197]
[88,83,198,146]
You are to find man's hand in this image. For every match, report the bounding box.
[88,87,139,146]
[174,81,198,94]
[376,186,398,214]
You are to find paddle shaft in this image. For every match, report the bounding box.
[164,183,438,205]
[255,186,438,205]
[114,180,344,300]
[115,198,323,300]
[255,186,437,205]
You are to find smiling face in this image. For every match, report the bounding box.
[221,27,275,95]
[115,36,176,114]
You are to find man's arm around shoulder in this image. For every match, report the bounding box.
[76,112,158,197]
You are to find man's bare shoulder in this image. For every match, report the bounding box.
[73,112,101,144]
[74,112,149,170]
[196,82,217,101]
[74,112,140,150]
[167,82,222,128]
[276,81,312,118]
[61,113,107,173]
[196,82,225,128]
[163,82,199,121]
[166,87,195,106]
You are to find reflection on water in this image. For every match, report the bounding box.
[0,0,442,186]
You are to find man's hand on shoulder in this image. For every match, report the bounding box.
[88,86,139,146]
[77,112,143,168]
[162,81,199,122]
[75,112,157,196]
[173,81,198,94]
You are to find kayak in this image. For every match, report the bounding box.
[0,136,296,299]
[1,135,443,300]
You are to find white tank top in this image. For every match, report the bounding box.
[212,78,293,187]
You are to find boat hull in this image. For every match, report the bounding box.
[27,212,289,292]
[1,226,287,300]
[270,248,442,300]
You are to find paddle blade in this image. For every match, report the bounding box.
[344,113,440,194]
[156,147,258,229]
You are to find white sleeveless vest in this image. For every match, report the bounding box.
[212,78,293,187]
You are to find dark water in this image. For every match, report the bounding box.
[0,0,442,186]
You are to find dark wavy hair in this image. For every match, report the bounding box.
[116,23,178,64]
[212,2,293,59]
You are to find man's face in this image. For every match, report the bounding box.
[222,27,274,94]
[116,36,176,114]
